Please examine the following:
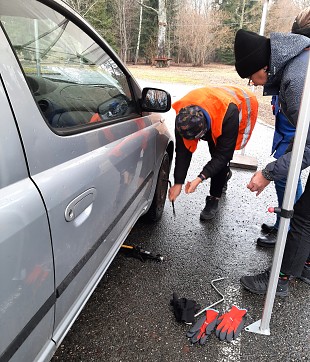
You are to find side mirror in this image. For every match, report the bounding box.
[140,87,171,112]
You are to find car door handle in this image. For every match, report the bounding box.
[65,188,97,222]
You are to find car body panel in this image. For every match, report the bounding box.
[0,1,173,361]
[0,81,55,362]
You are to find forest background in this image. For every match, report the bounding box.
[64,0,310,66]
[64,0,310,125]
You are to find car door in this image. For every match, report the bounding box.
[0,0,160,352]
[0,76,55,361]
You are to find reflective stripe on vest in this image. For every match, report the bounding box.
[221,86,256,149]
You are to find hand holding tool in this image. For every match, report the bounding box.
[166,179,176,216]
[215,305,247,342]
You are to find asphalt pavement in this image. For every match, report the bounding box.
[52,81,310,362]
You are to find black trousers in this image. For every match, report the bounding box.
[208,140,230,198]
[281,172,310,276]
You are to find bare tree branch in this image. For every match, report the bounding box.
[82,0,99,17]
[136,1,158,15]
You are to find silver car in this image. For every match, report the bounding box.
[0,1,173,361]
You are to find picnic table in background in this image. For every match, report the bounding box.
[153,57,172,67]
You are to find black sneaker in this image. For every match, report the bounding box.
[240,270,289,297]
[257,228,277,248]
[200,196,219,220]
[222,169,232,194]
[299,265,310,285]
[261,223,276,234]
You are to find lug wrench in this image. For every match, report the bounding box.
[165,179,176,216]
[194,277,225,318]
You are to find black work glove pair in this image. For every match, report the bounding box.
[170,293,201,324]
[187,305,247,344]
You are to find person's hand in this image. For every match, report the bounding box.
[185,177,202,194]
[247,170,270,196]
[168,184,182,202]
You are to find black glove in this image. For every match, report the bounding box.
[186,309,219,345]
[170,293,201,324]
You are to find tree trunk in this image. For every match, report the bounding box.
[117,0,127,63]
[121,2,127,62]
[134,0,143,64]
[157,0,167,58]
[138,0,168,60]
[239,0,246,28]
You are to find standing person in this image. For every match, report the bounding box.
[234,28,310,296]
[257,96,303,247]
[168,86,258,220]
[258,7,310,248]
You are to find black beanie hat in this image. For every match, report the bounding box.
[234,29,271,78]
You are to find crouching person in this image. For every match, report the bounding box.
[168,86,258,220]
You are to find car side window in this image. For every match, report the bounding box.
[0,1,135,130]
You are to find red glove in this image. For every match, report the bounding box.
[186,309,219,345]
[216,305,247,342]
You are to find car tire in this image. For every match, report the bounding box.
[143,152,170,222]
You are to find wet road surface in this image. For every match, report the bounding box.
[52,82,310,362]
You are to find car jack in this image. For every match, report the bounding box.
[120,244,164,262]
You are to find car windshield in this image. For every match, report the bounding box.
[0,0,134,128]
[0,0,124,92]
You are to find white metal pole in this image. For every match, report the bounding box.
[246,55,310,335]
[259,0,269,36]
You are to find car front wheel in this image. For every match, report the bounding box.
[143,152,170,222]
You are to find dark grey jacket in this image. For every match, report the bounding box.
[264,32,310,180]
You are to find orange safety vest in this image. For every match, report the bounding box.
[172,86,258,153]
